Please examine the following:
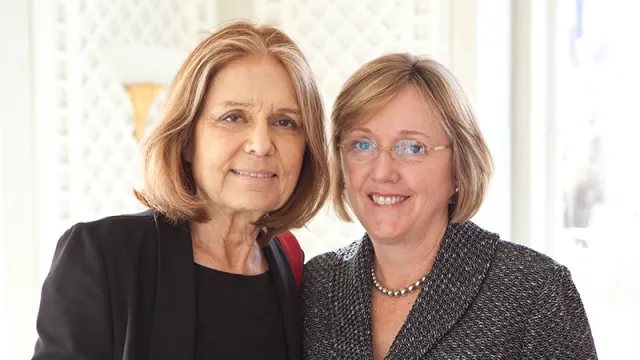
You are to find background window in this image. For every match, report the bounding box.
[554,0,640,358]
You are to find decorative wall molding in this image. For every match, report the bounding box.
[34,0,216,273]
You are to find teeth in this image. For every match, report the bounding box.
[234,170,273,178]
[371,195,408,205]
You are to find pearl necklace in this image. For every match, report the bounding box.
[371,268,427,297]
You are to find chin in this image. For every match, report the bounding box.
[225,198,279,214]
[364,219,406,241]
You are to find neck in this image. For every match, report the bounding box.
[190,209,267,275]
[371,218,448,290]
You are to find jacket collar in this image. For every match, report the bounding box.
[147,212,302,360]
[266,238,303,360]
[147,213,196,360]
[332,221,499,359]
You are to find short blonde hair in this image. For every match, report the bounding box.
[330,53,493,223]
[135,21,329,240]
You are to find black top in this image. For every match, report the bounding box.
[194,263,288,360]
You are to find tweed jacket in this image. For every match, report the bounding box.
[302,221,597,359]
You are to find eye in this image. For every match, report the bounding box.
[273,118,298,129]
[409,144,425,154]
[220,113,244,123]
[351,139,375,152]
[397,140,426,155]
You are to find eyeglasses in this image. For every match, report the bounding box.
[338,138,450,164]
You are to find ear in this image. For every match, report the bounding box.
[448,180,458,202]
[339,157,349,188]
[450,171,458,196]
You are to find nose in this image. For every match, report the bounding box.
[370,150,400,184]
[244,120,275,156]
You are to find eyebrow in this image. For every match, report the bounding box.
[215,101,301,116]
[347,127,375,136]
[397,129,431,138]
[276,107,301,116]
[217,100,251,108]
[349,127,431,138]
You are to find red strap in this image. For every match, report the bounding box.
[277,231,303,290]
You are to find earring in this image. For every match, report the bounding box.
[448,187,459,204]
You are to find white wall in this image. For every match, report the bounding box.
[218,0,254,21]
[0,0,39,358]
[510,0,558,251]
[0,119,5,358]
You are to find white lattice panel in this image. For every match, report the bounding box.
[36,0,446,263]
[255,0,441,258]
[35,0,216,264]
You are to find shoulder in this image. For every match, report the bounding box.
[304,238,362,277]
[71,209,158,233]
[56,210,165,259]
[493,239,566,279]
[483,238,574,303]
[44,211,161,292]
[301,237,365,346]
[302,237,363,297]
[450,221,564,279]
[488,242,595,355]
[445,222,572,304]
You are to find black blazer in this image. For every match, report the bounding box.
[32,210,302,360]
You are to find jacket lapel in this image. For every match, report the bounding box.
[147,213,196,360]
[386,222,499,359]
[266,239,303,360]
[333,222,499,360]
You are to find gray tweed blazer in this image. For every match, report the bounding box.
[302,221,597,359]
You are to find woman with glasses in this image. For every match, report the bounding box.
[301,53,597,359]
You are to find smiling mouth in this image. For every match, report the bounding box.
[232,170,276,179]
[368,194,410,205]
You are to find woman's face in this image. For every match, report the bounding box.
[185,55,306,219]
[340,86,455,243]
